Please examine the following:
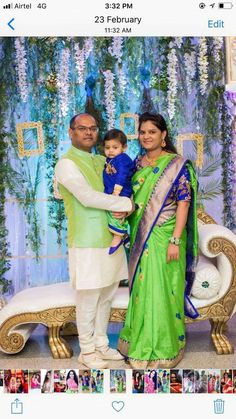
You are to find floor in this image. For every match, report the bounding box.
[0,317,235,369]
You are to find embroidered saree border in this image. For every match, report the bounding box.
[118,337,184,369]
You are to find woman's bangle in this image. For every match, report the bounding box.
[169,236,181,246]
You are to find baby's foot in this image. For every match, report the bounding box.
[108,235,124,255]
[110,235,122,248]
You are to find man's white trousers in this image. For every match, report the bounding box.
[76,282,119,353]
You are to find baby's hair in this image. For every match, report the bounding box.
[103,129,127,146]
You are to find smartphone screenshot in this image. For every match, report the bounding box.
[0,0,236,417]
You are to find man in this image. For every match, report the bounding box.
[55,113,132,368]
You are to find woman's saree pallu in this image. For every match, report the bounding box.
[118,154,199,368]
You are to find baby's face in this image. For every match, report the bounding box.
[104,139,126,158]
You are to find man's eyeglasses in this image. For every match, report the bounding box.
[71,125,99,133]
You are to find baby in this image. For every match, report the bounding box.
[103,128,134,254]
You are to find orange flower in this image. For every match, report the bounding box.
[138,177,145,184]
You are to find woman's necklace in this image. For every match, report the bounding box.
[145,152,163,167]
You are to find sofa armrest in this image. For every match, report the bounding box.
[198,224,236,258]
[198,223,236,317]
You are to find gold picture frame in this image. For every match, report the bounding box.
[120,113,139,140]
[16,121,44,157]
[176,133,204,168]
[226,37,236,86]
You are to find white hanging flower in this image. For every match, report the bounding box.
[174,37,183,48]
[184,51,196,94]
[167,48,178,120]
[74,43,85,84]
[198,37,208,95]
[226,92,236,224]
[14,37,28,102]
[103,70,116,129]
[108,37,123,63]
[84,37,94,58]
[213,37,224,63]
[117,67,127,95]
[57,48,70,117]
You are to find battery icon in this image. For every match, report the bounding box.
[218,2,234,8]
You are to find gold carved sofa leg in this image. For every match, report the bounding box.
[48,325,73,359]
[210,318,234,355]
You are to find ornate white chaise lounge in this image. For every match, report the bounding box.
[0,210,236,359]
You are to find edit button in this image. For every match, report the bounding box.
[208,20,224,28]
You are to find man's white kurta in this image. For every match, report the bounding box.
[55,159,132,290]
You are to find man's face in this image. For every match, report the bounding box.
[69,114,98,152]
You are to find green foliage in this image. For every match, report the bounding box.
[196,153,222,178]
[220,95,236,229]
[0,48,11,292]
[5,136,42,258]
[194,38,225,153]
[198,179,223,204]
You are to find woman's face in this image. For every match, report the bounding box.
[139,121,166,152]
[69,371,74,378]
[16,378,21,388]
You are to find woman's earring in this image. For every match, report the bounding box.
[162,139,166,148]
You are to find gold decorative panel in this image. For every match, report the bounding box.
[176,133,204,168]
[16,121,44,157]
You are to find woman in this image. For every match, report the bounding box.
[117,374,124,393]
[233,374,236,393]
[30,372,41,390]
[22,372,28,393]
[221,371,233,393]
[170,371,182,393]
[66,370,78,393]
[118,112,198,369]
[145,370,157,393]
[16,377,24,394]
[41,370,53,394]
[132,371,143,393]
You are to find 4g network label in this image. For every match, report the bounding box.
[94,15,142,24]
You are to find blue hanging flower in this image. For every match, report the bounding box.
[85,74,96,97]
[140,66,151,88]
[178,335,185,341]
[176,313,181,319]
[153,167,159,174]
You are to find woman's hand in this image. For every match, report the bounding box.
[167,243,179,262]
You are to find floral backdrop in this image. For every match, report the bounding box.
[0,36,234,295]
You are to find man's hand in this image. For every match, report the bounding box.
[128,199,136,216]
[111,211,128,219]
[112,198,135,219]
[167,243,180,263]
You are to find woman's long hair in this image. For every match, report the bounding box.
[138,112,177,154]
[66,370,78,385]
